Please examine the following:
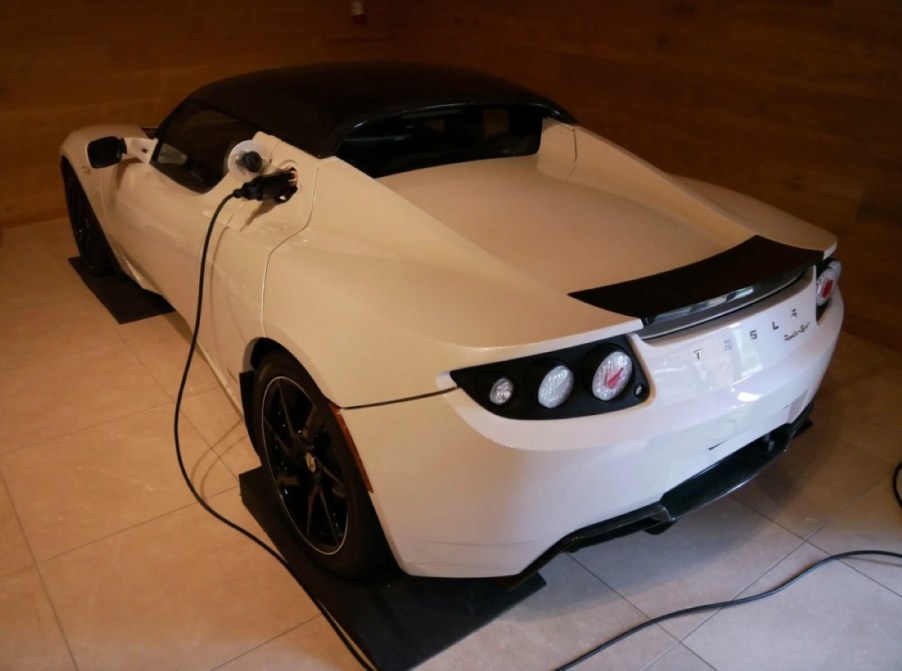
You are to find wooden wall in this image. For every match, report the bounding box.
[2,0,899,348]
[398,0,902,350]
[0,0,404,227]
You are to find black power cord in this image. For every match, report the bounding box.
[173,185,376,671]
[555,466,902,670]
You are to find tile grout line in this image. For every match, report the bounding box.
[638,643,714,671]
[206,614,325,671]
[565,552,681,665]
[0,468,82,671]
[804,458,900,540]
[806,473,902,599]
[833,555,902,601]
[115,314,247,483]
[6,310,264,569]
[92,309,243,495]
[0,267,174,457]
[0,398,175,458]
[734,454,898,549]
[574,496,811,649]
[31,483,248,567]
[0,336,121,388]
[175,394,250,484]
[674,535,808,670]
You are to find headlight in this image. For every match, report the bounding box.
[450,335,650,420]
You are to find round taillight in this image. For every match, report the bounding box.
[488,377,514,406]
[537,365,574,408]
[816,260,842,307]
[592,350,634,401]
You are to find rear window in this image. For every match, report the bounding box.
[336,105,544,177]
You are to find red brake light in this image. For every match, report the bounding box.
[815,260,841,308]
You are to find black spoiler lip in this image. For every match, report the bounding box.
[568,236,824,324]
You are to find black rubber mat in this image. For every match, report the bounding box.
[68,257,173,323]
[240,467,545,671]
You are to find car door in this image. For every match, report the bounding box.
[102,101,260,316]
[101,101,316,392]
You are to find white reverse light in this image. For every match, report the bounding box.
[537,365,574,408]
[592,350,633,401]
[488,377,515,406]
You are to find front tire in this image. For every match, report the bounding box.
[61,161,119,276]
[251,351,390,579]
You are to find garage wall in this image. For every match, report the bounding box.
[397,0,902,350]
[0,0,404,228]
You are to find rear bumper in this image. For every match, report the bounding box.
[497,401,813,588]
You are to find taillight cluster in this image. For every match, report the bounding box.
[450,336,649,420]
[815,258,842,319]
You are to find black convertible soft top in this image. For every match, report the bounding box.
[188,61,576,158]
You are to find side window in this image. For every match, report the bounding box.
[152,101,258,192]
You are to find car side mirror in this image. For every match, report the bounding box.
[87,136,127,168]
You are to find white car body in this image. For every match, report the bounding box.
[61,63,842,578]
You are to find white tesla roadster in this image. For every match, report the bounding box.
[61,62,843,580]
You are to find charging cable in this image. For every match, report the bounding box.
[172,172,376,671]
[555,466,902,670]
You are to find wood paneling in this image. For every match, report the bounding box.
[397,0,902,350]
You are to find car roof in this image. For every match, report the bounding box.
[188,61,576,158]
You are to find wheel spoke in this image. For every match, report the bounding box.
[305,486,317,538]
[299,405,322,449]
[275,380,296,435]
[274,470,301,491]
[263,416,295,457]
[318,487,341,545]
[319,463,344,488]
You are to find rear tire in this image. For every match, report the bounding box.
[62,161,119,276]
[251,350,391,580]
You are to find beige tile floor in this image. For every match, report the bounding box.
[1,218,900,671]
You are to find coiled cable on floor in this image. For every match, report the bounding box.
[555,466,902,670]
[173,191,376,671]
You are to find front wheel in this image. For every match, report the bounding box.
[251,351,391,579]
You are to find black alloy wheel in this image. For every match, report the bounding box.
[252,351,390,579]
[263,374,349,554]
[61,162,119,276]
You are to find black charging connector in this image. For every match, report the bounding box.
[233,169,298,202]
